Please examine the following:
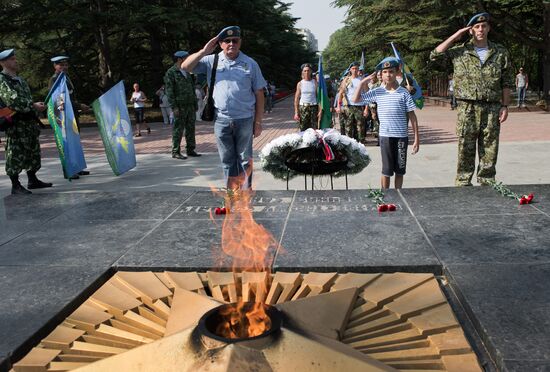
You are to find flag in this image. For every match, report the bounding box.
[317,55,332,129]
[390,42,424,109]
[45,72,87,178]
[360,48,366,71]
[92,81,136,175]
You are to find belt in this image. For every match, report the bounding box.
[300,103,317,107]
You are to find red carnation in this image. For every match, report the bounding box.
[378,204,388,212]
[214,207,222,215]
[527,193,534,203]
[388,204,397,211]
[519,197,528,205]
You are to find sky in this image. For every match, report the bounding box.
[288,0,348,51]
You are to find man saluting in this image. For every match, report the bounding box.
[430,13,514,186]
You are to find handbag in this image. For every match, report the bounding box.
[201,52,219,122]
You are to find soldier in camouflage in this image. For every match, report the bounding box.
[164,50,200,159]
[430,12,513,186]
[48,56,91,178]
[0,49,51,194]
[337,62,365,142]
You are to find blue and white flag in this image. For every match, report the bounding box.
[45,72,87,178]
[92,81,136,175]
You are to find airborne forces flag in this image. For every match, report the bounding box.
[46,72,87,178]
[92,81,136,176]
[317,55,332,129]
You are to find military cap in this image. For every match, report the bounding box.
[359,65,365,71]
[467,12,490,27]
[174,51,189,59]
[348,62,360,69]
[375,57,400,71]
[51,55,69,63]
[218,26,241,40]
[0,49,15,61]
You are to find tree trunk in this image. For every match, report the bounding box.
[543,1,550,109]
[91,0,114,91]
[148,27,164,98]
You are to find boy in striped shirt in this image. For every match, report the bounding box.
[353,57,419,189]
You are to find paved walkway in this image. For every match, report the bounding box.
[0,97,549,197]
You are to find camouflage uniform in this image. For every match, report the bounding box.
[430,40,514,186]
[298,104,318,131]
[164,65,198,155]
[0,72,41,177]
[48,73,82,126]
[339,77,365,141]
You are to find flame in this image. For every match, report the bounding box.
[210,172,279,339]
[215,301,272,339]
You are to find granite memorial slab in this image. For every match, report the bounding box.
[275,214,440,273]
[0,265,110,369]
[0,193,102,223]
[399,186,540,217]
[418,213,550,265]
[60,191,194,220]
[169,190,294,220]
[290,189,406,216]
[0,216,153,267]
[445,264,550,371]
[117,218,286,270]
[510,184,550,214]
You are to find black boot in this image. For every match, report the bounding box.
[27,171,53,189]
[10,175,32,195]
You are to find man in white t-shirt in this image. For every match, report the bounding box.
[336,62,366,142]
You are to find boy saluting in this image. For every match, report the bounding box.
[353,57,419,189]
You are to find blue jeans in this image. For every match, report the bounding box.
[517,86,526,106]
[214,116,254,189]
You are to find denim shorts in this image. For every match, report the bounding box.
[380,136,408,176]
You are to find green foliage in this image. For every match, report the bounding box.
[326,0,546,92]
[0,0,314,102]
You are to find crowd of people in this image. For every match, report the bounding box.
[0,12,524,194]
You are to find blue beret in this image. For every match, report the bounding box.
[174,51,189,59]
[0,49,15,61]
[375,57,400,71]
[467,12,490,27]
[51,55,69,63]
[218,26,241,40]
[348,62,360,69]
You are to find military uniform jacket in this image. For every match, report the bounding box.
[48,73,81,114]
[163,65,197,110]
[0,72,35,117]
[430,40,514,103]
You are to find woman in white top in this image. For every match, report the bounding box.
[156,85,173,125]
[293,63,319,131]
[131,82,150,137]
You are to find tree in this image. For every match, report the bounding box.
[328,0,548,106]
[0,0,314,102]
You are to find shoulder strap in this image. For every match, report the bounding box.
[207,53,219,99]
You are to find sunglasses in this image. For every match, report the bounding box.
[222,38,240,44]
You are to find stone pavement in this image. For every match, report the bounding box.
[0,96,549,197]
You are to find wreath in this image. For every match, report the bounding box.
[260,128,371,180]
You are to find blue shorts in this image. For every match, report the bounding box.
[380,136,408,176]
